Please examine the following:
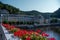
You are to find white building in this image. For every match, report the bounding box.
[2,14,44,24]
[0,9,9,23]
[0,9,51,25]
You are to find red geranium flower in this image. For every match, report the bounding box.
[36,29,41,33]
[41,32,49,37]
[26,36,31,40]
[34,32,40,36]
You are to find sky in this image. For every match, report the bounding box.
[0,0,60,13]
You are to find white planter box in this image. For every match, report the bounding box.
[1,25,20,40]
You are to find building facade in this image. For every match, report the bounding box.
[0,9,51,25]
[2,14,44,24]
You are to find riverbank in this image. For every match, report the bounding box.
[50,27,60,34]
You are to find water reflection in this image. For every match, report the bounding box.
[44,28,60,40]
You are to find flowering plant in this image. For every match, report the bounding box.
[3,24,56,40]
[10,28,17,33]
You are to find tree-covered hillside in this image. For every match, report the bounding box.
[0,2,22,14]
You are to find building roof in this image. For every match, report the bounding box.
[0,9,9,14]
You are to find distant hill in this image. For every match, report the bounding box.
[0,1,60,19]
[51,8,60,18]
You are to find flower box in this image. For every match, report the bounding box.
[2,24,56,40]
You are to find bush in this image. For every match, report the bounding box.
[3,20,9,24]
[50,18,58,23]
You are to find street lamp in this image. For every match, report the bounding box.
[1,14,3,26]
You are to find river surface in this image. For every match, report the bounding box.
[40,27,60,40]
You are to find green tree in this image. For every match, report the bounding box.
[0,2,4,9]
[50,18,58,23]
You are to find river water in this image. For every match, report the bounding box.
[41,27,60,40]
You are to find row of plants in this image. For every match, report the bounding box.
[51,27,60,33]
[50,18,58,23]
[3,20,39,25]
[2,23,56,40]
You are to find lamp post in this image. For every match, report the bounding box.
[1,14,3,26]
